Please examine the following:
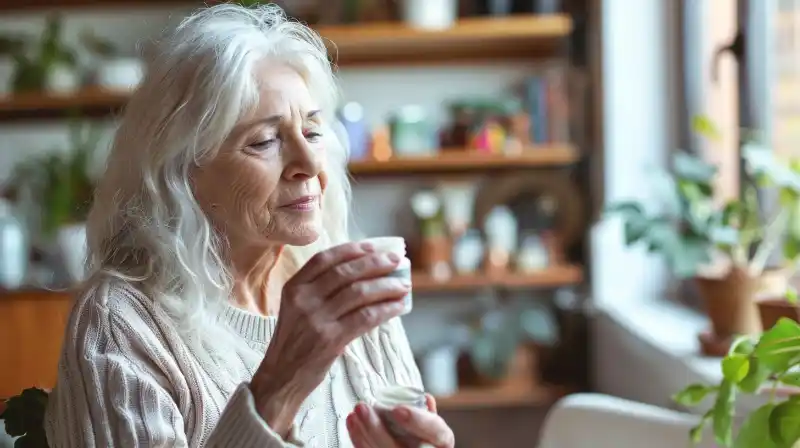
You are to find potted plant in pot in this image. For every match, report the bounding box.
[80,29,144,93]
[674,317,800,447]
[734,144,800,331]
[10,120,103,285]
[606,117,800,354]
[0,15,79,94]
[462,302,558,388]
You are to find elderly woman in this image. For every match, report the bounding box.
[44,4,454,448]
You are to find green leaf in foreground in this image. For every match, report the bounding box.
[673,383,716,407]
[768,400,800,447]
[722,354,750,383]
[738,357,773,393]
[734,404,778,448]
[755,318,800,372]
[780,372,800,388]
[690,410,713,445]
[713,381,736,447]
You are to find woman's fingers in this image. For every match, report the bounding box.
[292,242,373,283]
[339,299,406,340]
[426,394,438,414]
[325,276,409,318]
[390,406,455,448]
[349,404,401,448]
[347,412,373,448]
[313,251,402,298]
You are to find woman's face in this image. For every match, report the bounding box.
[193,62,327,249]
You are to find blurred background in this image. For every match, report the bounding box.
[0,0,793,446]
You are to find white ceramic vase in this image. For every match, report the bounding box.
[45,65,81,94]
[56,223,87,284]
[95,58,144,91]
[401,0,457,30]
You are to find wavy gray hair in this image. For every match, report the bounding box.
[85,3,351,367]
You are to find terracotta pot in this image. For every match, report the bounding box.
[458,345,538,389]
[695,267,765,337]
[417,236,452,280]
[758,299,800,330]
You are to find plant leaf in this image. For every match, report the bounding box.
[780,372,800,388]
[722,354,750,383]
[768,400,800,446]
[604,201,644,217]
[734,404,778,448]
[787,288,799,306]
[692,115,722,141]
[755,318,800,372]
[673,383,716,407]
[673,151,717,183]
[738,357,773,394]
[712,381,735,447]
[690,409,713,445]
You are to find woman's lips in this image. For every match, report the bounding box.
[281,195,318,211]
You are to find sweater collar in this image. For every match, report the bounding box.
[221,304,277,344]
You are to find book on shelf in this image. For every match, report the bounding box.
[524,66,572,146]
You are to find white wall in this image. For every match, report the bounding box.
[0,7,540,353]
[591,0,681,398]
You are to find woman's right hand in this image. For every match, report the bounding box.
[249,241,409,436]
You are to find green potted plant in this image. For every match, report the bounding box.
[80,29,143,92]
[465,303,558,387]
[674,317,800,447]
[10,120,103,284]
[606,117,800,349]
[0,15,79,94]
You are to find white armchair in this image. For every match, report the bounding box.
[539,394,714,448]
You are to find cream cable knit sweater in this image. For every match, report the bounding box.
[44,279,423,447]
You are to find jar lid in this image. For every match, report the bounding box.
[361,236,406,257]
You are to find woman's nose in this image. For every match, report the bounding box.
[283,136,323,181]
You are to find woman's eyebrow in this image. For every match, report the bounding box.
[258,110,321,125]
[306,110,321,123]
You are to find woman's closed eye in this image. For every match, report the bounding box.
[304,131,323,143]
[249,138,279,153]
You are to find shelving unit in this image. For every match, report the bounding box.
[0,5,592,413]
[317,15,572,66]
[348,146,578,176]
[0,88,128,121]
[0,0,187,11]
[0,15,572,122]
[411,265,583,293]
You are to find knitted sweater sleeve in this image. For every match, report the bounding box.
[44,287,302,448]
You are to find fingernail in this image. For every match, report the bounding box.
[387,252,400,263]
[399,278,412,288]
[361,242,374,252]
[393,406,412,421]
[356,403,370,420]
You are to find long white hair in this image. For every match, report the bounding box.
[85,3,351,368]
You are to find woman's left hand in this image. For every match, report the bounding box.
[346,394,455,448]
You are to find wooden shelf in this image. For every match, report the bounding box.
[348,146,578,176]
[318,15,572,66]
[411,265,583,293]
[0,88,128,121]
[435,383,570,411]
[0,0,188,11]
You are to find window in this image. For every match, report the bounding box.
[683,0,740,201]
[759,0,800,159]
